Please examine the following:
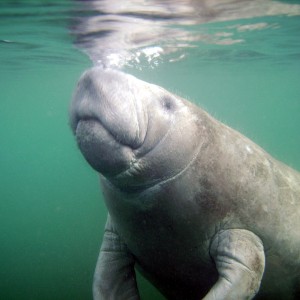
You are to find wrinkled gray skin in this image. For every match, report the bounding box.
[70,67,300,300]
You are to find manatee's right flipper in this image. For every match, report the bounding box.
[203,229,265,300]
[93,215,140,300]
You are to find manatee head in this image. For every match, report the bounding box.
[70,67,203,192]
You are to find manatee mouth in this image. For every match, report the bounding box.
[71,111,144,151]
[75,118,136,177]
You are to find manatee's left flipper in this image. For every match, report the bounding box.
[203,229,265,300]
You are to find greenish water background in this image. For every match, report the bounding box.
[1,1,299,299]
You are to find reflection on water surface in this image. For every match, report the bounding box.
[71,0,300,68]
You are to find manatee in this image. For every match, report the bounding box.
[69,67,300,300]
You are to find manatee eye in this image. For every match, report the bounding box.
[162,96,173,110]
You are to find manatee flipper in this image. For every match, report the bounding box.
[203,229,265,300]
[93,216,140,300]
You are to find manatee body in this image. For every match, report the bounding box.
[70,68,300,300]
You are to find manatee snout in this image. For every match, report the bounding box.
[70,67,147,148]
[70,67,146,176]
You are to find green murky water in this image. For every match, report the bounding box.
[1,1,299,299]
